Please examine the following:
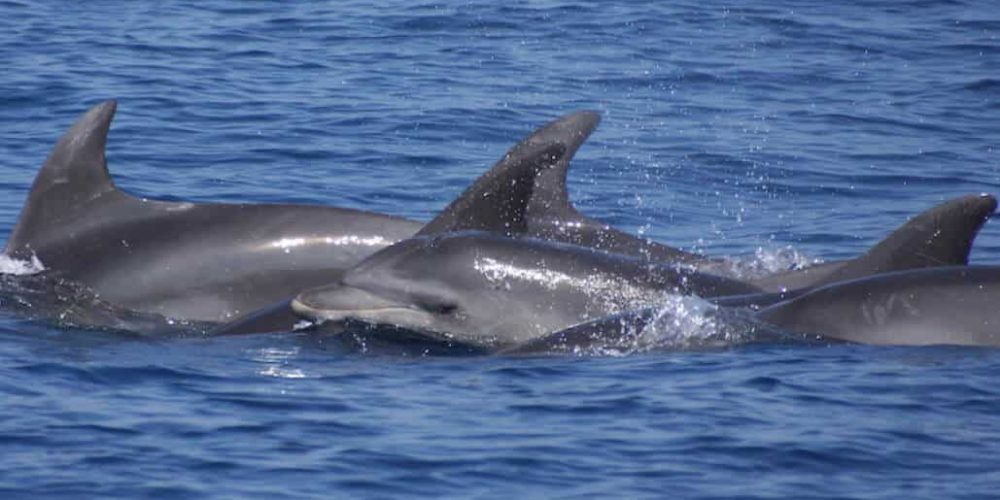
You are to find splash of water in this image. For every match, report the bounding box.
[563,294,762,356]
[0,253,45,276]
[721,245,821,280]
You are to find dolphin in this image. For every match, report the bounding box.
[2,101,598,326]
[754,266,1000,346]
[288,231,762,350]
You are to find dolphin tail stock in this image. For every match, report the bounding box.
[414,111,601,237]
[5,100,127,257]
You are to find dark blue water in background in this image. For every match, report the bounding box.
[1,1,999,497]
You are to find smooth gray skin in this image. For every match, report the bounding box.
[289,231,762,350]
[3,101,589,324]
[756,266,1000,346]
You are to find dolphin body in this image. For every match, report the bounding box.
[289,231,761,350]
[754,266,1000,346]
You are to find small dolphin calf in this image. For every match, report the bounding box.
[756,266,1000,346]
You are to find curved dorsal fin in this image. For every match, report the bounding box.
[417,110,600,237]
[822,193,996,284]
[523,111,600,220]
[6,100,120,255]
[416,142,567,237]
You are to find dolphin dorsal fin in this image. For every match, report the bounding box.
[822,193,997,285]
[416,111,600,237]
[6,101,121,255]
[523,111,600,221]
[416,142,567,237]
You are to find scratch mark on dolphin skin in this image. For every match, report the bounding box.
[861,293,920,327]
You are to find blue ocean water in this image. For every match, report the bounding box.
[1,0,1000,498]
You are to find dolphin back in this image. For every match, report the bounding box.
[826,193,997,283]
[749,194,997,292]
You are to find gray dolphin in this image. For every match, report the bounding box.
[2,101,594,325]
[289,231,761,350]
[755,266,1000,346]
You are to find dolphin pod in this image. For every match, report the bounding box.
[284,194,996,350]
[2,102,999,348]
[3,101,582,325]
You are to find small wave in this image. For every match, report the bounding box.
[0,253,45,276]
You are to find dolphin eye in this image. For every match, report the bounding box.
[415,299,458,315]
[432,303,458,315]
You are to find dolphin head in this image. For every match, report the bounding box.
[290,232,659,348]
[289,234,518,346]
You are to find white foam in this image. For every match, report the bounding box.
[0,253,45,275]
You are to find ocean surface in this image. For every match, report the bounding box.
[2,1,1000,498]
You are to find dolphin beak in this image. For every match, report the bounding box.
[291,283,417,323]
